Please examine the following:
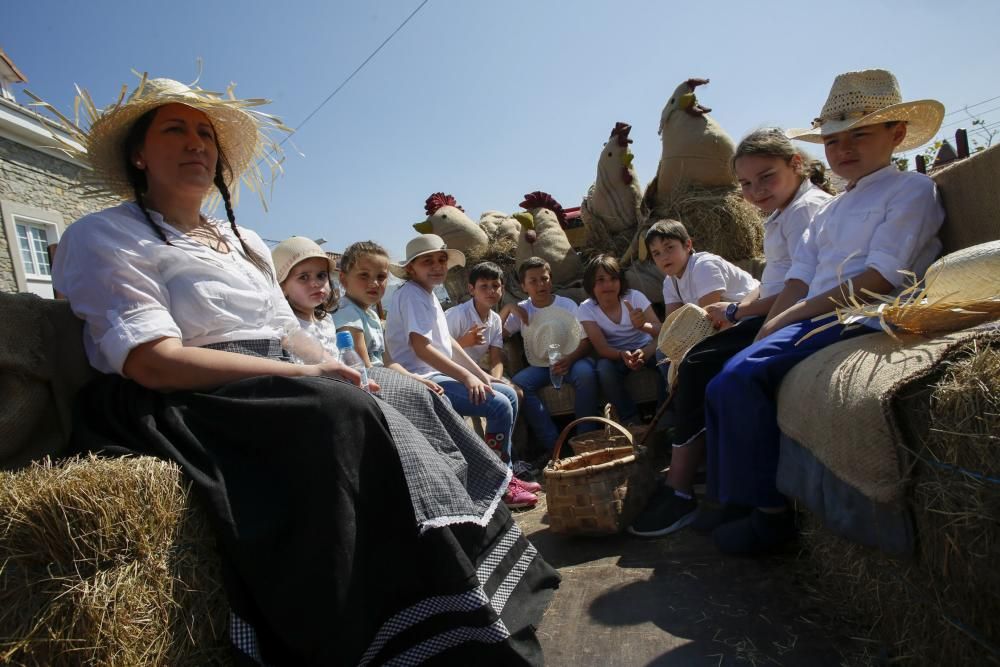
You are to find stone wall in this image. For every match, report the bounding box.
[0,136,118,292]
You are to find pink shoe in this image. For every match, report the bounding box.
[512,475,542,494]
[504,480,538,508]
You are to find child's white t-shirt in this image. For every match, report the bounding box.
[385,280,452,378]
[296,316,339,360]
[503,295,585,338]
[445,298,503,368]
[759,180,833,298]
[662,251,758,306]
[577,289,653,351]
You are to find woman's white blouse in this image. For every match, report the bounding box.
[52,202,298,376]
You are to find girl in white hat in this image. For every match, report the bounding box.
[45,72,557,663]
[385,233,541,508]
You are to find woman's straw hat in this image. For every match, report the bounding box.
[657,303,717,385]
[786,69,944,153]
[522,306,583,367]
[389,234,465,279]
[817,240,1000,339]
[271,237,336,284]
[27,72,289,203]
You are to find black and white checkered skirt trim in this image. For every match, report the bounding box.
[201,339,289,361]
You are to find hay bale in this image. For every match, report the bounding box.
[640,183,765,264]
[799,340,1000,664]
[0,455,229,666]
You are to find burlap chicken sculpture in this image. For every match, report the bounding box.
[581,122,643,243]
[414,193,489,256]
[515,191,582,287]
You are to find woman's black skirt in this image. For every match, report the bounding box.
[70,366,559,665]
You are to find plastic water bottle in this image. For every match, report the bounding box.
[547,343,564,390]
[336,331,370,393]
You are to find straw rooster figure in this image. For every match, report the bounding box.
[413,193,488,255]
[581,121,643,238]
[515,191,582,285]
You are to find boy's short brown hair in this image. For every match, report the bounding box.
[468,261,504,286]
[582,254,627,300]
[516,257,551,285]
[643,219,691,255]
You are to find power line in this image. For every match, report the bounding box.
[278,0,430,147]
[940,104,1000,130]
[943,94,1000,117]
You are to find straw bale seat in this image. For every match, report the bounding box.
[778,143,1000,662]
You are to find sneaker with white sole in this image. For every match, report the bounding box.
[627,486,697,537]
[511,475,542,494]
[503,480,538,508]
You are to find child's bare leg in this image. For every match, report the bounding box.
[664,433,704,494]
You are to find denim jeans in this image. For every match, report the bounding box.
[595,354,664,424]
[429,375,519,466]
[511,358,600,453]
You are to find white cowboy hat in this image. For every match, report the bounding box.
[522,306,583,367]
[271,237,336,284]
[389,234,465,279]
[657,303,717,386]
[27,72,289,202]
[786,69,944,153]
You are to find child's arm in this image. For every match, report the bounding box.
[410,332,494,403]
[387,361,445,395]
[341,327,373,368]
[581,321,624,361]
[551,337,593,376]
[624,299,660,336]
[487,346,504,380]
[756,269,893,341]
[500,304,528,339]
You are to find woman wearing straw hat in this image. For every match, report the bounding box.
[44,73,558,665]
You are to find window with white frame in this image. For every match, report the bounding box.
[15,219,52,278]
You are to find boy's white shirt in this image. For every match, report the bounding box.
[663,251,759,306]
[503,295,585,337]
[759,180,834,299]
[577,289,653,351]
[384,280,453,378]
[786,165,944,301]
[445,297,503,366]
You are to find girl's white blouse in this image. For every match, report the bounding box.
[53,202,298,376]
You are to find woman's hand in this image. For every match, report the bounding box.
[704,301,734,331]
[464,375,495,405]
[311,359,381,392]
[417,376,445,395]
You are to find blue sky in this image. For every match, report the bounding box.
[5,0,999,258]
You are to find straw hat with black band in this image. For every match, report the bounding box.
[27,72,289,204]
[786,69,944,153]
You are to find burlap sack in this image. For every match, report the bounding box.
[653,79,736,205]
[776,322,999,504]
[516,207,583,286]
[624,259,665,305]
[929,143,1000,254]
[478,210,506,235]
[0,293,95,470]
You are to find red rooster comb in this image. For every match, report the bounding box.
[611,122,633,147]
[424,193,464,216]
[519,191,567,228]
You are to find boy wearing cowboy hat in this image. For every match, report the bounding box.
[702,69,946,555]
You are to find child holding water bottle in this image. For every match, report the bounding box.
[502,257,599,464]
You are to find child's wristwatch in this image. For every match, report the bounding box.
[725,302,740,323]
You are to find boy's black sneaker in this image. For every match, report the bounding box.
[627,486,697,538]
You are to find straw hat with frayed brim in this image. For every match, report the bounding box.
[805,240,1000,341]
[271,237,336,284]
[658,303,717,386]
[786,69,944,153]
[389,234,465,279]
[25,71,291,206]
[522,306,584,367]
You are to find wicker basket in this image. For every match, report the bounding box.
[544,416,656,536]
[569,406,648,455]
